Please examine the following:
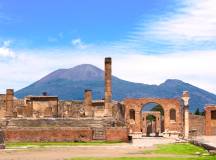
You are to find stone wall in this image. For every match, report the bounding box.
[105,127,128,142]
[4,127,128,142]
[58,100,84,118]
[189,114,205,136]
[4,127,93,142]
[124,98,183,134]
[1,117,128,142]
[112,102,125,126]
[4,118,117,128]
[205,105,216,135]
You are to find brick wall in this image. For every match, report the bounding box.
[105,127,128,142]
[205,105,216,136]
[189,114,205,136]
[124,98,183,133]
[4,127,129,142]
[4,127,93,142]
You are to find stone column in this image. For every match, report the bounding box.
[156,114,161,135]
[181,91,190,139]
[84,89,93,116]
[5,89,14,118]
[104,57,112,116]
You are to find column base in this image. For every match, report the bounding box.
[0,144,5,149]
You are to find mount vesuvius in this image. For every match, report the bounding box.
[15,64,216,112]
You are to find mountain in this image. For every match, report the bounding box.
[15,64,216,112]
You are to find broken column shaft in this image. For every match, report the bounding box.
[104,57,112,116]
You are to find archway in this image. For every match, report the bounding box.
[141,102,164,136]
[146,114,156,136]
[124,98,182,135]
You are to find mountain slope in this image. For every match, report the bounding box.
[15,64,216,112]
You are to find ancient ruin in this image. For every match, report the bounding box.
[0,57,216,145]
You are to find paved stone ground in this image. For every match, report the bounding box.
[194,136,216,148]
[0,137,177,160]
[132,137,176,147]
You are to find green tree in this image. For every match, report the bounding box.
[195,108,200,115]
[151,104,164,115]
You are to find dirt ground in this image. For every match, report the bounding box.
[0,137,204,160]
[0,144,196,160]
[0,145,137,160]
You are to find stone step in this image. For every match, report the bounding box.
[5,118,115,128]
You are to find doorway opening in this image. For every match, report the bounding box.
[142,102,164,136]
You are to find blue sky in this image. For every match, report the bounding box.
[0,0,179,49]
[0,0,216,94]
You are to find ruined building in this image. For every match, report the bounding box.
[0,57,216,143]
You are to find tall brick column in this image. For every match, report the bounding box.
[104,57,112,116]
[5,89,14,118]
[181,91,190,139]
[84,89,93,116]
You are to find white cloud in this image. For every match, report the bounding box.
[149,0,216,41]
[0,48,216,95]
[3,40,12,47]
[71,38,87,49]
[0,40,15,58]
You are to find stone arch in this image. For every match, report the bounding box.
[142,111,161,136]
[124,98,182,134]
[146,114,156,135]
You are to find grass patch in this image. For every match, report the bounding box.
[6,141,122,148]
[66,143,215,160]
[143,143,208,155]
[66,157,216,160]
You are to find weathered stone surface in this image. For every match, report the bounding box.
[106,127,128,142]
[205,105,216,135]
[189,114,205,136]
[5,127,93,142]
[124,98,182,136]
[104,57,112,116]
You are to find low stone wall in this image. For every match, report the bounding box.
[5,118,115,128]
[105,127,128,142]
[4,127,129,142]
[189,114,205,136]
[4,127,93,142]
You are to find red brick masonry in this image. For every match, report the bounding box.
[4,127,128,142]
[5,127,93,142]
[205,105,216,136]
[105,127,128,142]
